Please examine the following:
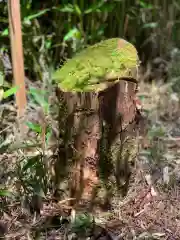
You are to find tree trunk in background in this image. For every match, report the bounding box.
[55,78,139,209]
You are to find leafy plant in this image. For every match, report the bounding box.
[0,71,18,102]
[71,213,93,236]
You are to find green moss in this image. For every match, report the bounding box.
[53,38,139,92]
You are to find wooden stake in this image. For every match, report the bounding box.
[8,0,27,118]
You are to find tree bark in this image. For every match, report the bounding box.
[54,77,140,209]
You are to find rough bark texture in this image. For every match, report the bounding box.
[54,79,139,209]
[54,91,100,206]
[98,80,138,195]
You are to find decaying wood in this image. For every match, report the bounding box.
[54,38,140,208]
[55,78,140,208]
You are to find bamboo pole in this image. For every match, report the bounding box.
[8,0,27,118]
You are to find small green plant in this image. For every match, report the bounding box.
[16,87,52,196]
[16,154,47,199]
[71,213,93,236]
[0,70,18,102]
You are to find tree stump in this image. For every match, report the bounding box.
[53,38,140,208]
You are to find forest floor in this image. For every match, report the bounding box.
[1,78,180,239]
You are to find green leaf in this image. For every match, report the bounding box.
[84,0,104,14]
[22,156,39,172]
[71,213,92,233]
[63,28,81,41]
[45,39,52,49]
[143,22,158,29]
[23,8,50,22]
[84,0,113,14]
[1,28,9,36]
[0,189,13,197]
[100,3,115,12]
[29,87,49,113]
[26,122,42,133]
[3,86,18,99]
[74,4,82,16]
[139,0,153,9]
[53,4,74,13]
[23,19,31,26]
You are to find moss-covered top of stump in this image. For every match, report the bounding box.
[53,38,139,92]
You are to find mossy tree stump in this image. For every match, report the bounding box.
[53,38,140,208]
